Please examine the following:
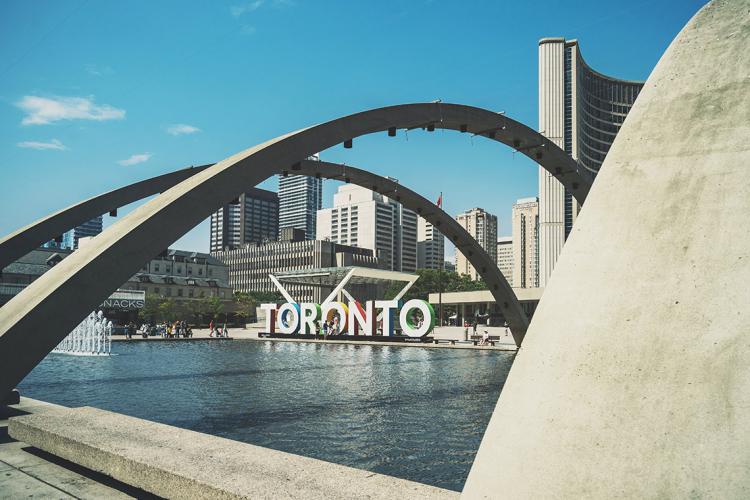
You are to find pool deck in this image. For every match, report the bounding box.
[112,327,518,351]
[0,398,146,499]
[2,398,458,499]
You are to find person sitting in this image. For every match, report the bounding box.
[479,330,490,346]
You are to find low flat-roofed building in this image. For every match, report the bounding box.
[428,288,543,327]
[214,232,381,303]
[273,265,417,304]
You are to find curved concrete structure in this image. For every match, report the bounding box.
[0,103,586,398]
[0,165,211,271]
[0,107,591,273]
[0,159,526,341]
[464,1,750,497]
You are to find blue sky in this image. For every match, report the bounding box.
[0,0,704,256]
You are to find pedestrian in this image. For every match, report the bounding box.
[472,318,478,337]
[222,323,228,337]
[209,319,214,337]
[479,330,490,346]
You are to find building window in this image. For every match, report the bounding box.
[177,289,183,297]
[154,264,160,272]
[198,268,203,276]
[154,287,160,294]
[166,288,171,297]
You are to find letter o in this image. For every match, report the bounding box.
[399,299,436,337]
[277,303,300,334]
[321,302,349,334]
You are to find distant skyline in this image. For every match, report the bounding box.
[0,1,704,256]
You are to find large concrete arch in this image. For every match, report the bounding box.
[0,102,586,398]
[1,158,528,341]
[0,165,211,271]
[296,159,527,344]
[0,107,591,272]
[465,1,750,497]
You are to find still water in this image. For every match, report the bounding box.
[19,340,514,491]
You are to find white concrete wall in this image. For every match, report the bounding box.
[464,1,750,497]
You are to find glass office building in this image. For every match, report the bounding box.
[58,216,103,250]
[209,188,279,253]
[278,174,322,241]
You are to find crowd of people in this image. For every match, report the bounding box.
[208,320,229,338]
[125,320,194,339]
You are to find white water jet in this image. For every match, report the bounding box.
[53,310,112,356]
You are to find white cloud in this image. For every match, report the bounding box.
[231,1,264,17]
[17,139,67,151]
[85,64,114,77]
[118,153,152,166]
[166,123,201,136]
[16,95,125,126]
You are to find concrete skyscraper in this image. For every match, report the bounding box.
[209,188,279,253]
[454,208,497,280]
[512,197,539,289]
[278,174,322,240]
[317,182,417,272]
[538,38,644,286]
[496,236,514,287]
[417,218,445,270]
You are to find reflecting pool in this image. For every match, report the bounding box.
[19,340,514,491]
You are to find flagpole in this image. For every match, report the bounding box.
[439,191,443,327]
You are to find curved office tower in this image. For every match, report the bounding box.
[538,38,644,286]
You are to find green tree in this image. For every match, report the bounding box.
[139,293,165,323]
[385,269,487,302]
[233,292,258,327]
[202,296,225,321]
[157,298,177,322]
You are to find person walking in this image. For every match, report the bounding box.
[209,319,214,337]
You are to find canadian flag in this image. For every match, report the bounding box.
[436,193,442,208]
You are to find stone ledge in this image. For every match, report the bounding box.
[9,406,457,499]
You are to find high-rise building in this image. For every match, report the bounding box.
[316,182,417,272]
[454,208,497,280]
[209,188,279,253]
[512,197,539,288]
[497,236,514,286]
[538,38,644,286]
[278,174,322,240]
[417,218,445,270]
[58,216,103,250]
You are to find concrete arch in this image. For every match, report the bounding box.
[296,159,527,344]
[0,102,588,397]
[0,158,527,342]
[0,105,591,273]
[0,165,211,271]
